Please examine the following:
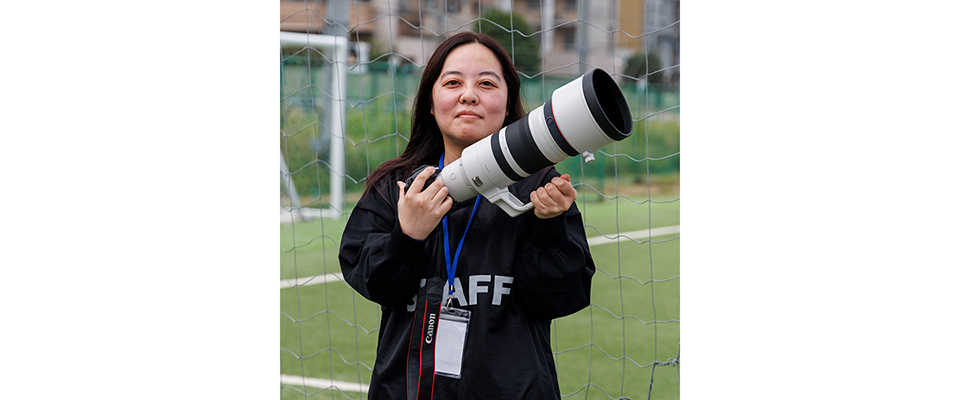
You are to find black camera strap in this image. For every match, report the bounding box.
[407,276,445,400]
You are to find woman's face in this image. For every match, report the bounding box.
[431,43,508,156]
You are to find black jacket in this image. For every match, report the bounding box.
[339,166,595,399]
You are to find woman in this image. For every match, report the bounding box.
[339,32,595,399]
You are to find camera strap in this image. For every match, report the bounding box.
[407,276,445,400]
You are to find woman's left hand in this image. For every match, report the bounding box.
[530,174,577,219]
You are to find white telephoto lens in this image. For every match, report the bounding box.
[438,68,632,216]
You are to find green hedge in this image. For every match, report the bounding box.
[281,70,678,202]
[281,96,412,201]
[554,118,679,187]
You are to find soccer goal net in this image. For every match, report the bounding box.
[280,0,679,398]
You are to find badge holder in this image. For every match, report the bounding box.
[434,305,471,379]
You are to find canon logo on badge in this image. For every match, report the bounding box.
[424,313,437,344]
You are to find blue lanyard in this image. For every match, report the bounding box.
[439,153,481,298]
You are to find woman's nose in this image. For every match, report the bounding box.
[460,87,477,104]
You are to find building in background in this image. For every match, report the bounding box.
[642,0,679,86]
[280,0,678,81]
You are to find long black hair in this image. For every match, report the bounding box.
[363,32,526,198]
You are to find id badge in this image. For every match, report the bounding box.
[434,307,471,379]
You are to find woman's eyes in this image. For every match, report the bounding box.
[443,79,496,87]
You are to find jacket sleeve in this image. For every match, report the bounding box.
[511,173,595,320]
[338,183,429,307]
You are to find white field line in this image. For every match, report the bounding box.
[281,207,342,224]
[280,373,369,393]
[280,226,679,289]
[280,272,344,289]
[585,225,680,246]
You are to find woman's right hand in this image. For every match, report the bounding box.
[397,166,453,240]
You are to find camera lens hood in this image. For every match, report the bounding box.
[581,68,633,142]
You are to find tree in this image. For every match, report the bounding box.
[474,9,541,76]
[624,52,664,84]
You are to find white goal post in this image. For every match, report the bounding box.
[280,31,347,219]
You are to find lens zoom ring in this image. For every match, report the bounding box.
[505,114,554,175]
[490,130,524,182]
